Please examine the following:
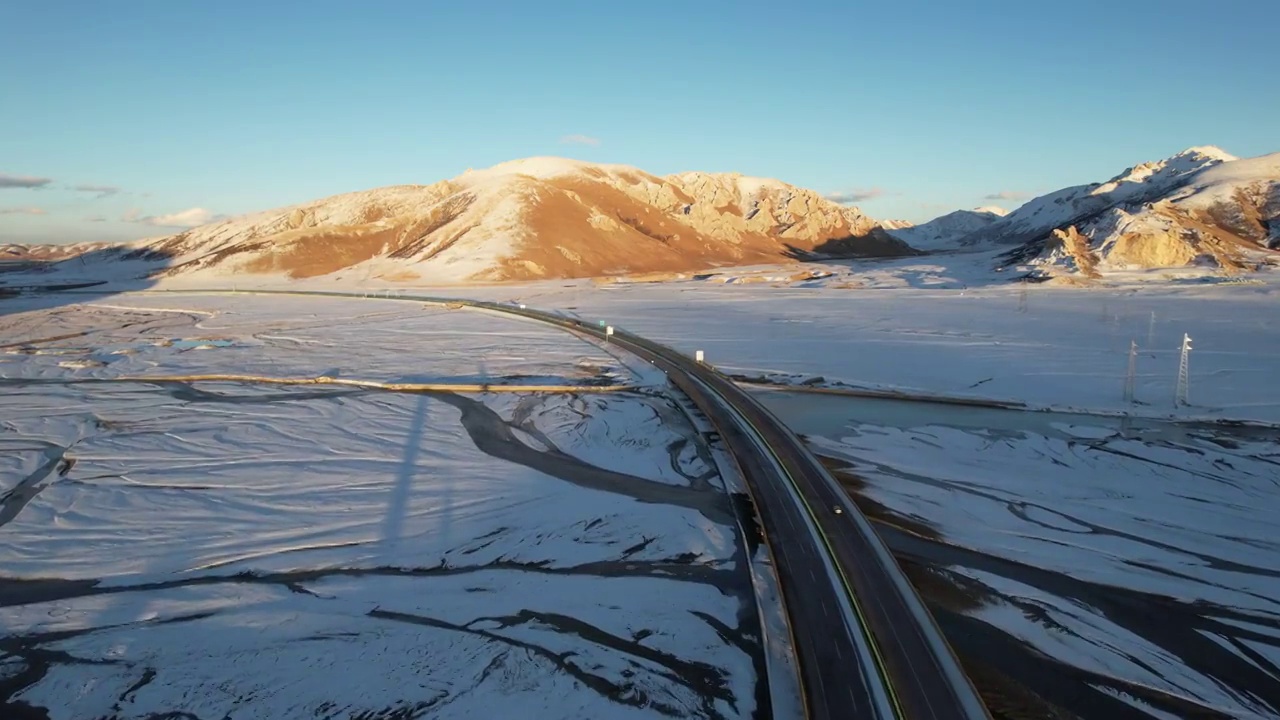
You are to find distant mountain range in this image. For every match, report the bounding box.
[5,148,1277,283]
[881,206,1008,252]
[880,146,1278,276]
[975,147,1280,277]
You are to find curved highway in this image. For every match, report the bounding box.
[483,300,992,720]
[99,287,992,719]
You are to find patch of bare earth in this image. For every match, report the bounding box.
[1129,201,1278,273]
[231,195,477,279]
[1069,193,1278,275]
[244,225,402,279]
[1042,275,1096,287]
[482,176,794,281]
[1104,226,1199,269]
[377,269,422,282]
[594,271,693,284]
[1202,187,1272,244]
[1047,226,1103,279]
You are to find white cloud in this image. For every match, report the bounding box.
[983,190,1031,201]
[72,184,122,198]
[124,207,221,228]
[559,134,602,147]
[0,206,47,216]
[824,187,886,204]
[0,173,52,189]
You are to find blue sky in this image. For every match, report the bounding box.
[2,0,1278,243]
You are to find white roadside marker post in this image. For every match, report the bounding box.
[695,350,705,365]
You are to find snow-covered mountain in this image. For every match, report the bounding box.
[963,147,1238,248]
[22,158,911,284]
[10,149,1276,284]
[884,207,1008,251]
[992,149,1280,276]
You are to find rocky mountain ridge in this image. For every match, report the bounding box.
[107,157,913,283]
[6,149,1277,284]
[987,149,1280,277]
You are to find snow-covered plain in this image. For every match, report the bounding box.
[336,263,1278,716]
[0,296,761,719]
[389,258,1280,426]
[5,261,1280,719]
[759,391,1280,718]
[0,293,663,387]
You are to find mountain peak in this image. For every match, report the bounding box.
[883,207,1008,250]
[1174,145,1237,163]
[461,156,639,182]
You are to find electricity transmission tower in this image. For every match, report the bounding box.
[1175,333,1192,406]
[1124,340,1137,405]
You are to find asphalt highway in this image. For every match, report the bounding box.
[487,302,991,720]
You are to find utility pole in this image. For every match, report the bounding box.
[1147,311,1156,350]
[1175,333,1192,407]
[1124,340,1137,405]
